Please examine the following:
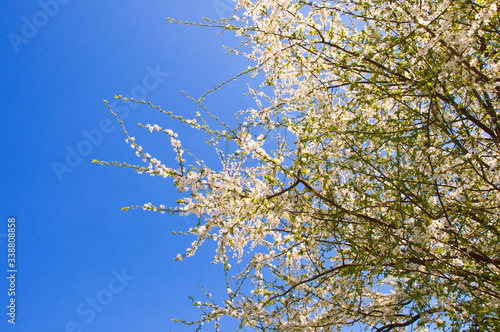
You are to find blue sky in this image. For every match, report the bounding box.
[0,1,256,331]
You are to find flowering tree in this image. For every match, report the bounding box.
[94,0,500,331]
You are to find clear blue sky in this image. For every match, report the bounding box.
[0,1,255,331]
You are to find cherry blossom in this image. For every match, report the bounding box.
[95,1,499,331]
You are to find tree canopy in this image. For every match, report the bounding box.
[94,0,500,331]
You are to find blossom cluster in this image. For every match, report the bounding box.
[97,1,500,331]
